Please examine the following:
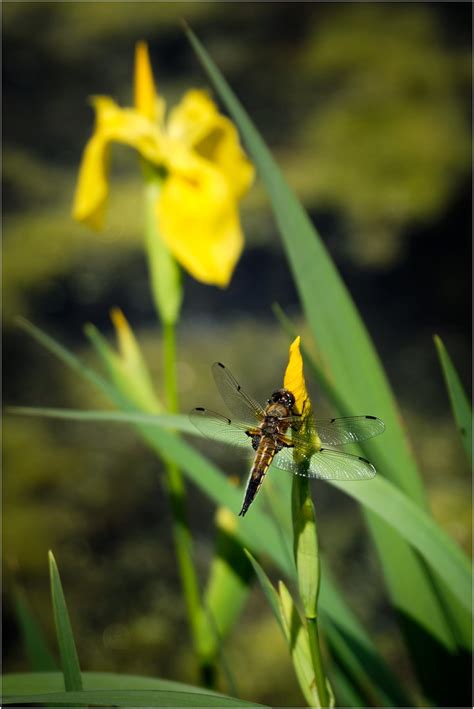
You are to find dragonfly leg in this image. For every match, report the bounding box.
[251,435,260,451]
[275,438,294,454]
[245,430,261,451]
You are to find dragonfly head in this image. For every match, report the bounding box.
[269,388,295,410]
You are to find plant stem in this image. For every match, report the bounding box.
[307,616,330,708]
[161,307,213,688]
[163,321,178,412]
[292,472,332,706]
[143,177,212,686]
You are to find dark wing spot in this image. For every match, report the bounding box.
[217,362,225,369]
[366,415,377,420]
[358,456,371,464]
[237,385,241,391]
[330,418,336,423]
[195,407,205,412]
[225,417,231,425]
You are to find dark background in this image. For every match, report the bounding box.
[3,3,471,705]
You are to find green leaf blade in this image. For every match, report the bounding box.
[244,550,285,634]
[48,551,82,691]
[277,580,319,707]
[2,670,265,707]
[2,689,264,707]
[291,475,320,620]
[434,335,472,464]
[13,590,57,672]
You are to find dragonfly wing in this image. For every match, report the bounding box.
[190,407,257,449]
[274,445,376,481]
[282,415,385,446]
[212,362,265,424]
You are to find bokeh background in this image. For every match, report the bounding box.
[3,2,471,705]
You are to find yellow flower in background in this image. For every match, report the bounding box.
[73,41,254,287]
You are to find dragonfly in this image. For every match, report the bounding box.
[190,362,385,517]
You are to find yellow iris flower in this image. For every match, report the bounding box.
[73,41,254,287]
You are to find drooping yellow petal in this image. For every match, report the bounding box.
[72,129,110,230]
[284,336,309,416]
[134,41,165,124]
[72,96,164,230]
[156,155,243,287]
[167,90,254,198]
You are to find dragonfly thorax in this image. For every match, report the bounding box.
[260,416,281,437]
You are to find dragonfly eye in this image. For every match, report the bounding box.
[270,389,296,408]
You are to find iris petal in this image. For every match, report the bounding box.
[134,41,165,124]
[284,336,310,415]
[72,96,163,229]
[157,156,243,287]
[167,90,254,198]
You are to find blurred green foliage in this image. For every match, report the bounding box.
[3,2,471,706]
[294,5,470,265]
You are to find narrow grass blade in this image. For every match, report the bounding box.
[2,689,265,707]
[244,550,285,633]
[1,670,251,695]
[7,406,196,434]
[328,664,367,708]
[48,551,82,691]
[3,671,257,706]
[13,589,57,671]
[327,476,471,615]
[434,335,472,464]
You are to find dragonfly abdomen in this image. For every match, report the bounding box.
[239,438,276,517]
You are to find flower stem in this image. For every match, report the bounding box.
[143,177,212,686]
[163,321,178,412]
[292,473,332,707]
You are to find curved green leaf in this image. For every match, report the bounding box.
[2,671,265,707]
[434,335,472,464]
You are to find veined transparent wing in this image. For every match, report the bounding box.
[212,362,265,425]
[190,407,257,449]
[283,415,385,447]
[274,444,376,481]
